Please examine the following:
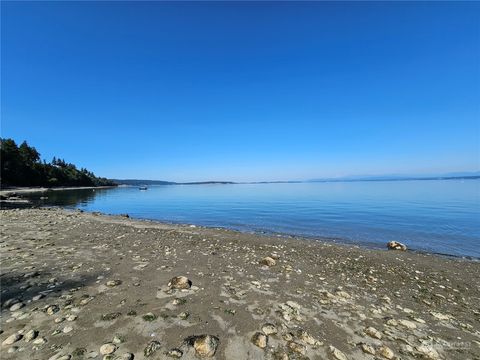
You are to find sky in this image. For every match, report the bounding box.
[1,1,479,182]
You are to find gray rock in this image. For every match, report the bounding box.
[168,276,192,289]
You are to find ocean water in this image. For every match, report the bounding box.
[30,180,480,258]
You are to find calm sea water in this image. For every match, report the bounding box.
[30,180,480,258]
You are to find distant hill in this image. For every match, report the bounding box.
[308,171,480,183]
[113,179,235,186]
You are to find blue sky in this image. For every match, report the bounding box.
[2,2,479,182]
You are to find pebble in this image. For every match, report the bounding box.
[365,326,382,339]
[120,353,134,360]
[168,276,192,289]
[329,345,348,360]
[261,323,277,335]
[24,329,39,342]
[33,337,47,345]
[288,341,306,355]
[100,343,116,355]
[259,256,276,267]
[66,314,77,321]
[378,345,394,359]
[398,319,417,329]
[166,349,183,358]
[9,302,25,311]
[46,305,60,315]
[63,326,73,333]
[144,340,161,357]
[106,279,122,287]
[361,343,376,355]
[2,333,23,345]
[251,332,268,348]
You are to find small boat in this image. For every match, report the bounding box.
[139,186,148,190]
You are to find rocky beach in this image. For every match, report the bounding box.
[1,208,479,360]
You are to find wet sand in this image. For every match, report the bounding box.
[1,208,479,359]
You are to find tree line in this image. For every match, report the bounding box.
[0,138,116,187]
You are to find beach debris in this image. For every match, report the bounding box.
[168,276,192,289]
[144,340,162,357]
[387,241,407,251]
[251,332,268,348]
[259,256,276,267]
[186,334,219,357]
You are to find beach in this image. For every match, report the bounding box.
[1,208,479,360]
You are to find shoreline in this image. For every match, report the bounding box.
[0,185,117,197]
[1,207,479,359]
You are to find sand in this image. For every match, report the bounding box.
[0,208,479,359]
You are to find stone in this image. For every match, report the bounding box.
[378,345,394,359]
[329,346,348,360]
[63,326,73,333]
[288,341,306,355]
[365,326,382,339]
[33,337,47,345]
[168,276,192,289]
[2,333,22,346]
[398,319,417,329]
[361,343,376,355]
[261,323,277,335]
[120,353,134,360]
[166,348,183,358]
[100,343,116,355]
[387,241,407,251]
[46,305,60,315]
[24,329,38,342]
[187,335,219,357]
[9,302,25,311]
[106,279,122,287]
[66,314,77,322]
[259,256,276,267]
[251,332,268,348]
[144,340,161,357]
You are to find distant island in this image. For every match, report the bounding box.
[0,138,116,188]
[113,179,236,186]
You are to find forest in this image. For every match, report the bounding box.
[0,138,116,187]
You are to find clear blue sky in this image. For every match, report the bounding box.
[2,2,479,182]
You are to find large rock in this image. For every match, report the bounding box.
[387,241,407,251]
[186,335,219,357]
[168,276,192,289]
